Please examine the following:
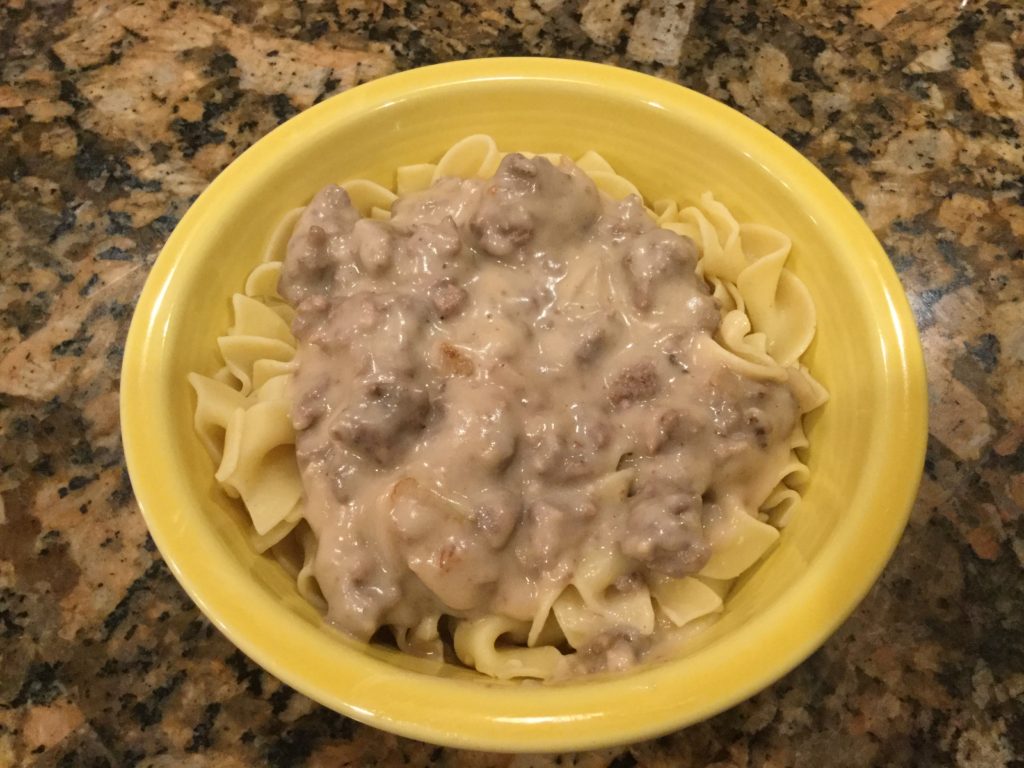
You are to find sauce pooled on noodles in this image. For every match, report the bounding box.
[278,154,800,674]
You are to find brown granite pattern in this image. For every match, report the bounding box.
[1,0,1022,765]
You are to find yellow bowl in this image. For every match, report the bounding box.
[121,58,927,751]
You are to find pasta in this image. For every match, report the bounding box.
[189,135,827,680]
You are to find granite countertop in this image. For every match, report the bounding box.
[1,0,1022,765]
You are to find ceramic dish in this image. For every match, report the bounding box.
[121,58,927,751]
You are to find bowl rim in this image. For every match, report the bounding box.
[121,57,928,751]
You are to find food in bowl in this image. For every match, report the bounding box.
[123,58,927,749]
[187,134,827,680]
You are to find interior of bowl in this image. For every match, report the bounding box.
[121,58,927,751]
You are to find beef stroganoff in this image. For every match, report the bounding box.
[188,135,827,679]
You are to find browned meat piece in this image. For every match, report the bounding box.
[685,293,721,333]
[572,630,648,675]
[607,360,660,406]
[429,278,468,319]
[513,500,589,570]
[501,152,540,184]
[279,185,360,304]
[322,292,430,374]
[622,229,699,310]
[323,540,402,640]
[620,491,709,577]
[291,294,330,343]
[470,199,534,258]
[330,377,430,464]
[438,342,475,376]
[706,369,799,447]
[602,195,651,240]
[528,408,610,481]
[334,291,386,334]
[469,154,600,260]
[280,225,332,305]
[300,184,362,236]
[407,216,465,275]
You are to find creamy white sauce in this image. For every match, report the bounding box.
[279,155,798,668]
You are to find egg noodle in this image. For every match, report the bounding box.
[188,135,827,680]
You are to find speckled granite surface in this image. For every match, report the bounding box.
[1,0,1022,765]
